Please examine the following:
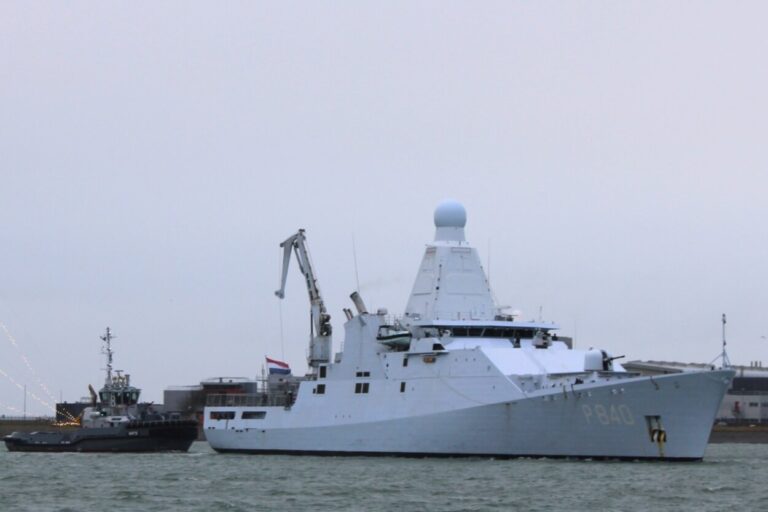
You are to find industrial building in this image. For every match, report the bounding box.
[163,374,303,439]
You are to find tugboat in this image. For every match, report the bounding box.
[4,328,197,452]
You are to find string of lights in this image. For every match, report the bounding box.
[1,322,59,405]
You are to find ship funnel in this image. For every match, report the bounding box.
[350,291,368,315]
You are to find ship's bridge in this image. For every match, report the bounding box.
[410,319,559,337]
[406,319,568,351]
[99,386,141,406]
[99,372,141,406]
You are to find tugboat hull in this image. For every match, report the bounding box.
[4,420,198,453]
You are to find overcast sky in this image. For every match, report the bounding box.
[2,2,767,415]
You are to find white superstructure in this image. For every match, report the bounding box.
[204,201,733,460]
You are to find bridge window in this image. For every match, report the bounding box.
[209,411,235,420]
[354,383,370,394]
[439,326,538,339]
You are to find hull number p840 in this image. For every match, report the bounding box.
[582,404,635,425]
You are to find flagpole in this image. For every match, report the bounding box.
[721,313,731,368]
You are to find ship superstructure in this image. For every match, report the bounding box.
[204,201,733,460]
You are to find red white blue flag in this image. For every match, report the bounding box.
[266,357,291,375]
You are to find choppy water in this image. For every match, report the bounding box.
[1,442,765,512]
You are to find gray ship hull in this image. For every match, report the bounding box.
[206,370,732,461]
[4,420,198,453]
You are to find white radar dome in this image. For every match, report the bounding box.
[434,199,467,228]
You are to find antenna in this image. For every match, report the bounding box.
[278,301,285,360]
[721,313,731,368]
[487,238,491,286]
[574,319,578,347]
[352,234,361,293]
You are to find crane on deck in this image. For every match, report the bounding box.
[275,229,332,369]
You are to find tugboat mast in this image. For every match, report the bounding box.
[100,327,115,386]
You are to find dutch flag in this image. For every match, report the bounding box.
[266,357,291,375]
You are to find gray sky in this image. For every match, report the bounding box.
[2,2,767,415]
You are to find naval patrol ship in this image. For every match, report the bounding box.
[204,200,733,460]
[4,328,197,452]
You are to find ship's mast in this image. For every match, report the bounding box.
[100,327,115,386]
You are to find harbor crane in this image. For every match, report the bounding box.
[275,229,332,369]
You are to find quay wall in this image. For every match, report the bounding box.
[0,417,66,437]
[709,424,768,443]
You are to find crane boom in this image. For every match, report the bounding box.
[275,229,332,368]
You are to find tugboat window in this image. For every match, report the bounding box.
[242,411,267,419]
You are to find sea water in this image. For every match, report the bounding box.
[0,442,764,512]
